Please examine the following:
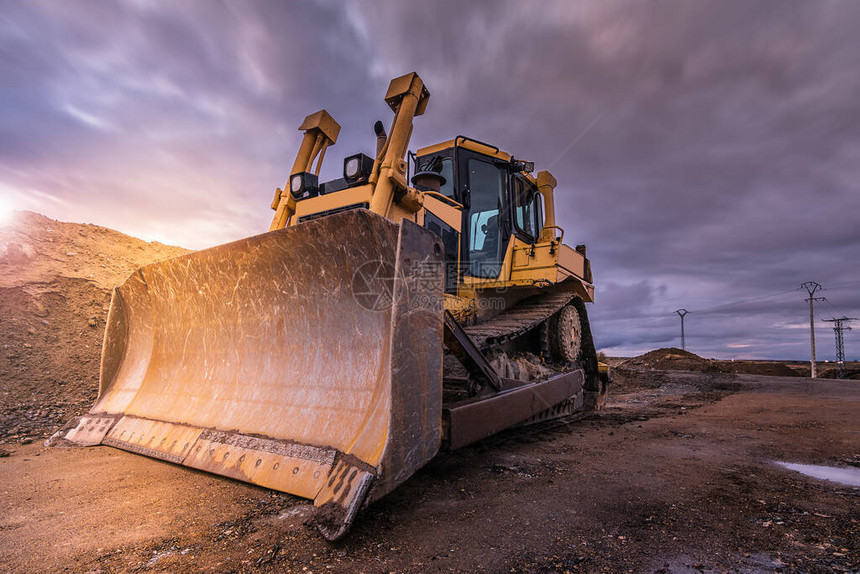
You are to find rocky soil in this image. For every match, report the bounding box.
[1,369,858,573]
[0,211,189,444]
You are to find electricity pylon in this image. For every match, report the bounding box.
[800,282,825,378]
[823,317,855,377]
[674,309,689,351]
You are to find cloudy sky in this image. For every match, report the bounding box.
[2,0,859,360]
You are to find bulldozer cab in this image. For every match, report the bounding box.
[414,137,559,292]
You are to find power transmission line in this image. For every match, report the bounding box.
[679,288,799,317]
[630,287,798,321]
[821,279,860,290]
[820,297,856,324]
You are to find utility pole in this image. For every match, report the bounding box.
[823,317,855,377]
[800,282,826,378]
[674,309,689,351]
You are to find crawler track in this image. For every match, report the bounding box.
[448,290,602,396]
[441,290,604,442]
[463,292,575,350]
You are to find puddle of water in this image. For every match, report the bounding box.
[775,461,860,487]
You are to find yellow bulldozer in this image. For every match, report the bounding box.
[53,72,608,540]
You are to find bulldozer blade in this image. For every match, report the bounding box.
[53,209,446,540]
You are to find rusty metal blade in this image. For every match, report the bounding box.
[56,209,445,539]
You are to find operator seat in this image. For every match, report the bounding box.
[472,214,501,278]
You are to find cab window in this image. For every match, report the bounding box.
[513,176,542,241]
[415,155,455,199]
[466,158,506,278]
[438,158,454,198]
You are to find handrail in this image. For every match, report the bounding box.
[454,135,500,154]
[541,225,564,243]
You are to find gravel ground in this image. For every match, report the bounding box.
[1,369,857,573]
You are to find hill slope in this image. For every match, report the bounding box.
[0,211,190,443]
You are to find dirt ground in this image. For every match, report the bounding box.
[1,213,859,572]
[0,370,857,573]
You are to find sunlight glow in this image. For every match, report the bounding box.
[0,194,15,226]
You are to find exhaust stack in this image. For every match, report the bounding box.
[374,120,387,157]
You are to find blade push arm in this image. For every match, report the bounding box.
[270,72,430,229]
[368,72,430,217]
[270,110,340,230]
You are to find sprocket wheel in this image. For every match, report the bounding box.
[547,305,582,364]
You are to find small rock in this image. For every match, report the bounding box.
[20,438,33,445]
[0,448,11,457]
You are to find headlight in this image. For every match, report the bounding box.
[289,172,319,200]
[343,153,373,184]
[345,157,361,180]
[290,174,303,193]
[510,157,535,174]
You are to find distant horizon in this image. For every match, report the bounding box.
[604,350,858,364]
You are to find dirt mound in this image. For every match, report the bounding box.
[0,211,190,443]
[723,361,800,378]
[818,366,860,380]
[621,348,717,371]
[620,348,807,378]
[0,211,188,290]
